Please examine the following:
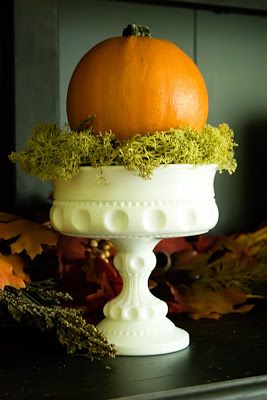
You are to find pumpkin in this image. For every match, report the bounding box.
[67,24,208,139]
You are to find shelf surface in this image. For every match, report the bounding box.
[1,306,267,399]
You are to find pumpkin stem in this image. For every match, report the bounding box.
[122,24,151,37]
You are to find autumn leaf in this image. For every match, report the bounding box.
[0,218,58,259]
[0,253,26,289]
[183,288,254,320]
[57,235,90,264]
[5,254,30,284]
[154,237,192,255]
[194,234,218,253]
[167,284,255,319]
[166,282,190,315]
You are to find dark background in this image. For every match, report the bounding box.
[2,0,267,233]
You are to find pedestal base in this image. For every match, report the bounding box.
[97,317,189,356]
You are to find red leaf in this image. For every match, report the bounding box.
[194,234,218,252]
[154,237,192,255]
[57,235,89,263]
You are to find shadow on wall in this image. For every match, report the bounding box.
[243,119,267,230]
[15,195,52,224]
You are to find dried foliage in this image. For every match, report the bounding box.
[0,285,117,359]
[179,227,267,294]
[0,213,118,358]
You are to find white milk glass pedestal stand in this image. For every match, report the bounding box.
[50,164,219,355]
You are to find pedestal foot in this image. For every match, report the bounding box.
[97,317,189,356]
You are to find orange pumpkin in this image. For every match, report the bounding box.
[67,24,208,139]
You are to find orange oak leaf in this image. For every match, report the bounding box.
[0,253,26,289]
[5,254,30,284]
[183,288,254,320]
[0,219,58,259]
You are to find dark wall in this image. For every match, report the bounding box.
[0,0,15,212]
[0,0,59,217]
[14,0,59,218]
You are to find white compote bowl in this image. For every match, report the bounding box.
[50,164,219,355]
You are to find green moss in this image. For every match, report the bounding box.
[9,123,237,181]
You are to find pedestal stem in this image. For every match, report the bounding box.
[103,238,167,321]
[97,238,190,355]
